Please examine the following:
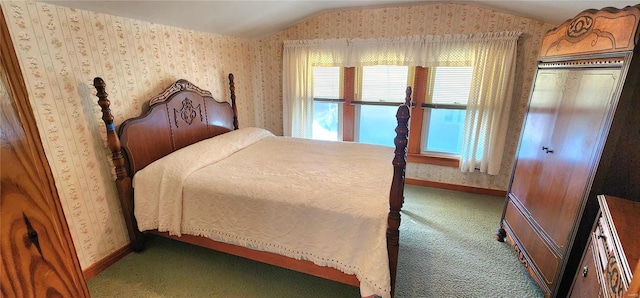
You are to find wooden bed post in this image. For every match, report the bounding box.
[228,73,239,130]
[388,86,410,297]
[93,77,145,252]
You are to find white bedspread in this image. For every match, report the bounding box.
[133,127,394,298]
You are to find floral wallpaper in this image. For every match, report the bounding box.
[2,0,259,269]
[2,0,555,271]
[257,3,554,191]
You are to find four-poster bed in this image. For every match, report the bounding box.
[92,74,409,298]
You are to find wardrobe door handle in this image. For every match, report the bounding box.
[582,266,589,277]
[23,213,44,258]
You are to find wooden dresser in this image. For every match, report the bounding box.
[570,195,640,298]
[496,5,640,297]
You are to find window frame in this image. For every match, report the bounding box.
[418,66,471,159]
[311,65,464,167]
[406,67,461,167]
[352,66,414,146]
[311,67,345,141]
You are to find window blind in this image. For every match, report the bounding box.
[360,65,408,103]
[313,67,340,100]
[430,66,473,105]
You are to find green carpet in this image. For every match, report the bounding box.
[88,185,543,298]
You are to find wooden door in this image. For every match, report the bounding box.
[510,67,620,250]
[534,69,618,250]
[0,8,89,297]
[510,69,566,210]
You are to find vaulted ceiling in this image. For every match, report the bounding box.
[41,1,640,39]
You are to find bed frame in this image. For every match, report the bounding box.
[93,74,409,297]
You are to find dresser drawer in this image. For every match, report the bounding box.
[594,216,627,297]
[503,199,559,293]
[569,195,640,298]
[594,195,640,298]
[570,235,604,298]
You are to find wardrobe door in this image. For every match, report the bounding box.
[510,69,566,210]
[0,8,89,297]
[510,68,620,246]
[535,68,619,250]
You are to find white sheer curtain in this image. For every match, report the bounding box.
[282,31,520,174]
[460,34,520,175]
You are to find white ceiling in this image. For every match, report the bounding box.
[40,1,640,39]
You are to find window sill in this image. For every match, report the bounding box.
[407,153,460,168]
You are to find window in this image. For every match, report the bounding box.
[285,33,520,173]
[312,67,342,141]
[356,66,409,147]
[312,65,474,165]
[422,66,473,156]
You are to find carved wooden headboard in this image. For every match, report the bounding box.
[94,74,239,176]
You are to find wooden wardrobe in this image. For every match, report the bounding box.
[496,5,640,297]
[0,7,89,297]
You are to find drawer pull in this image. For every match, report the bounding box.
[597,234,606,240]
[582,266,589,277]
